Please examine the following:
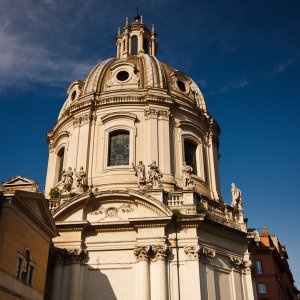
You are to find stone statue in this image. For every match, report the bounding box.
[182,162,194,189]
[132,161,146,187]
[62,167,74,192]
[148,160,163,187]
[231,183,242,210]
[75,166,88,192]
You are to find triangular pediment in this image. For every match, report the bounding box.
[2,176,38,192]
[14,191,57,237]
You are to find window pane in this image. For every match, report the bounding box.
[143,38,149,54]
[58,148,65,181]
[131,36,138,55]
[28,265,34,285]
[258,283,267,294]
[16,257,23,278]
[108,131,129,166]
[256,260,263,275]
[184,140,197,175]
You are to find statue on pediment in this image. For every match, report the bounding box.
[132,161,146,187]
[62,167,74,192]
[231,183,242,210]
[182,162,194,189]
[75,166,88,192]
[148,160,163,188]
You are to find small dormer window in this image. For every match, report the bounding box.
[131,35,138,55]
[177,80,186,92]
[71,90,77,101]
[116,71,129,82]
[143,38,149,54]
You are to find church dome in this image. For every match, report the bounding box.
[47,16,221,203]
[58,55,207,120]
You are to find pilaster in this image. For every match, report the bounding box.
[134,246,151,300]
[150,244,170,300]
[184,245,202,300]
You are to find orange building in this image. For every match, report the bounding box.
[0,176,57,300]
[248,227,299,300]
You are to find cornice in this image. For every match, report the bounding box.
[101,112,137,124]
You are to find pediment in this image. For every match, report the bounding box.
[14,191,57,237]
[2,176,38,192]
[53,190,173,225]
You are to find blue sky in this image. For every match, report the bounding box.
[0,0,299,286]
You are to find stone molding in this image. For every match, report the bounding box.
[229,256,250,271]
[73,114,97,128]
[199,246,216,263]
[134,246,151,261]
[151,244,170,261]
[133,244,171,261]
[54,249,88,265]
[144,107,170,120]
[184,245,200,260]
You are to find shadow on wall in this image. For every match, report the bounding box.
[86,264,117,300]
[45,254,117,300]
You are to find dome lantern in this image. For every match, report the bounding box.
[116,16,158,59]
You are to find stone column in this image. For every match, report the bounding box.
[68,250,87,300]
[151,245,170,300]
[51,254,64,300]
[134,246,151,300]
[184,246,202,300]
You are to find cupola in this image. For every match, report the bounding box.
[116,15,158,58]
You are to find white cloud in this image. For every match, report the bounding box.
[0,27,97,91]
[207,76,249,95]
[269,53,300,78]
[0,0,105,92]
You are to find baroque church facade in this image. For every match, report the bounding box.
[45,16,255,300]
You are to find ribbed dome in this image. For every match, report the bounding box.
[58,55,207,120]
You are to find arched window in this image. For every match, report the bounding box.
[17,249,34,285]
[123,40,126,52]
[108,131,129,166]
[184,140,197,175]
[131,35,138,55]
[143,38,149,54]
[57,147,65,181]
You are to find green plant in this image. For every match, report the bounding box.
[49,187,60,199]
[196,203,208,215]
[69,192,78,198]
[232,205,239,214]
[219,203,226,212]
[172,209,183,220]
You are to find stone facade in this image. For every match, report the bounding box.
[45,16,255,300]
[0,177,57,300]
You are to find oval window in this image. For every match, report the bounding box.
[177,80,186,92]
[116,71,129,81]
[71,90,77,100]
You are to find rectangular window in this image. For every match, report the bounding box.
[28,264,34,285]
[108,131,129,166]
[255,260,263,275]
[258,283,267,294]
[16,257,23,279]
